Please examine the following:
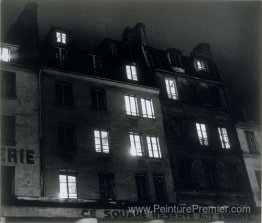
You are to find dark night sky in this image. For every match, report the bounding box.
[1,0,261,123]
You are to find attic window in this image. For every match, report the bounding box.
[168,53,181,67]
[56,32,67,44]
[126,65,138,81]
[0,47,10,62]
[195,59,208,71]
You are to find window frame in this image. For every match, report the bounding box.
[129,132,144,157]
[146,135,162,158]
[244,131,258,154]
[126,64,138,81]
[1,71,16,98]
[56,32,67,44]
[58,123,76,153]
[153,175,167,202]
[55,81,73,107]
[0,47,11,62]
[196,123,209,146]
[135,174,150,202]
[141,98,155,119]
[94,129,110,153]
[168,52,182,68]
[98,172,116,200]
[59,170,77,199]
[195,59,208,71]
[124,95,139,116]
[91,87,107,110]
[165,78,179,100]
[218,127,230,149]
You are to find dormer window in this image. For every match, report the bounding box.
[88,54,101,73]
[168,53,181,67]
[0,47,10,62]
[126,64,138,81]
[56,32,67,44]
[109,43,118,56]
[195,59,208,71]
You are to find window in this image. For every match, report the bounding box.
[0,47,10,62]
[196,123,208,146]
[255,170,261,190]
[1,166,15,198]
[1,115,16,145]
[210,86,221,108]
[146,136,161,158]
[59,171,77,199]
[196,59,208,71]
[58,124,76,153]
[129,132,143,157]
[165,78,178,100]
[141,98,155,119]
[87,55,101,73]
[1,71,16,98]
[153,175,167,202]
[56,32,66,44]
[109,43,118,56]
[126,65,138,81]
[55,81,73,106]
[218,127,230,149]
[245,131,258,154]
[98,173,116,200]
[94,130,109,153]
[55,47,67,66]
[135,174,150,202]
[168,53,181,67]
[124,95,139,116]
[91,88,106,110]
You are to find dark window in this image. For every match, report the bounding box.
[255,170,261,190]
[209,86,221,108]
[172,119,183,138]
[55,47,67,66]
[55,81,73,106]
[1,115,16,145]
[203,161,219,190]
[1,166,15,198]
[179,159,193,189]
[228,164,243,192]
[91,88,107,110]
[168,53,181,67]
[189,84,199,104]
[109,43,118,56]
[87,55,101,73]
[58,124,76,153]
[1,71,16,98]
[98,173,116,200]
[135,174,150,202]
[153,175,167,202]
[245,131,258,154]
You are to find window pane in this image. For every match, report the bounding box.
[0,47,10,62]
[165,79,178,99]
[147,136,161,158]
[129,132,143,156]
[196,123,208,146]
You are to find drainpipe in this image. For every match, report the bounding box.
[38,68,45,196]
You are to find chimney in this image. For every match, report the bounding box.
[122,23,147,46]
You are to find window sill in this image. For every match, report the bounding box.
[1,141,17,146]
[1,96,17,100]
[95,152,112,158]
[131,156,163,161]
[126,114,140,119]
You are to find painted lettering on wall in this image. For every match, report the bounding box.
[1,147,35,164]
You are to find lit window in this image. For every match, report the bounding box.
[165,78,178,100]
[94,129,109,153]
[0,47,10,62]
[218,127,230,149]
[147,136,161,158]
[126,65,138,81]
[56,32,66,44]
[129,132,143,157]
[196,123,208,146]
[124,95,139,116]
[141,98,155,119]
[196,59,208,71]
[59,172,77,199]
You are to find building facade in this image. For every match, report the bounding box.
[0,2,259,223]
[236,122,261,208]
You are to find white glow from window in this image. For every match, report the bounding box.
[0,47,10,62]
[218,127,230,149]
[147,136,161,158]
[94,130,109,153]
[165,78,178,100]
[196,60,207,71]
[124,95,139,116]
[126,65,138,81]
[196,123,208,146]
[59,174,77,199]
[141,98,155,119]
[56,32,67,44]
[129,132,143,156]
